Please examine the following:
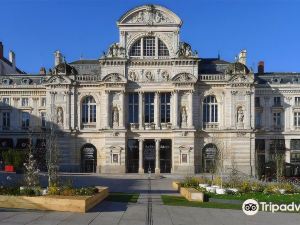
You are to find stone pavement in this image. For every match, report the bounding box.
[0,174,299,225]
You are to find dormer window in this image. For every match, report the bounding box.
[22,78,31,85]
[129,36,169,58]
[2,79,11,85]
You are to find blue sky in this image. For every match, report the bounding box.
[1,0,300,73]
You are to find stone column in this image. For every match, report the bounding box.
[105,91,110,129]
[264,97,271,130]
[65,91,70,130]
[138,139,144,174]
[173,91,179,128]
[154,92,160,129]
[120,91,125,129]
[265,139,270,163]
[188,91,194,128]
[155,139,161,174]
[246,91,252,129]
[285,139,291,163]
[139,92,143,130]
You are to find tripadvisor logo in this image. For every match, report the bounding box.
[242,199,259,216]
[242,199,300,215]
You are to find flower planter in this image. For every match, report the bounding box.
[172,181,181,191]
[199,184,209,188]
[227,188,239,194]
[4,165,14,172]
[215,188,226,195]
[205,186,216,193]
[180,187,204,202]
[0,186,109,213]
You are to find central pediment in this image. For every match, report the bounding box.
[117,5,182,26]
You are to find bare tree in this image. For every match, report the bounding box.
[45,106,60,187]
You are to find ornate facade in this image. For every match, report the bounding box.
[0,5,300,176]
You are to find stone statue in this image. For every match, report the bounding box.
[107,43,125,58]
[237,107,244,123]
[181,106,187,126]
[145,71,154,81]
[113,107,119,126]
[57,107,63,124]
[177,42,193,57]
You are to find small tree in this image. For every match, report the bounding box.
[210,134,229,189]
[23,139,40,188]
[45,109,60,187]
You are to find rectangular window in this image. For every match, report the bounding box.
[273,112,281,127]
[144,93,154,123]
[291,153,300,164]
[181,154,188,164]
[294,112,300,127]
[41,112,46,128]
[2,97,10,105]
[21,98,29,107]
[295,97,300,106]
[128,93,139,123]
[2,112,10,130]
[255,97,260,107]
[143,37,155,56]
[112,153,119,163]
[255,112,262,128]
[90,105,96,123]
[41,97,46,107]
[160,93,171,123]
[22,112,30,129]
[273,97,281,106]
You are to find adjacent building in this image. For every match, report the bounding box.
[0,5,299,176]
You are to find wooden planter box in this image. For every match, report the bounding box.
[180,187,204,202]
[172,181,181,191]
[0,186,109,213]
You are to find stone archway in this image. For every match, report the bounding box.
[81,144,97,173]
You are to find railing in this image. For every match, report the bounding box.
[161,122,172,130]
[200,74,225,81]
[203,122,219,130]
[81,123,96,129]
[129,123,139,130]
[76,75,101,82]
[144,123,155,130]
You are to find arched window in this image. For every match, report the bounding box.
[129,36,169,57]
[203,96,218,123]
[129,40,141,56]
[158,39,169,56]
[82,96,96,125]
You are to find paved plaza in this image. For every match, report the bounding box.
[0,174,299,225]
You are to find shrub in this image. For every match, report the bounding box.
[75,187,98,196]
[48,186,60,195]
[0,186,20,195]
[181,176,199,188]
[263,183,278,194]
[251,181,265,192]
[61,188,76,196]
[277,182,295,193]
[239,180,252,193]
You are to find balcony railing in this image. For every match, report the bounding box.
[81,123,96,129]
[129,123,139,130]
[203,122,219,130]
[161,122,172,130]
[144,123,155,130]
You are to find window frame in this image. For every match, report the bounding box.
[81,96,97,125]
[160,93,171,123]
[128,93,139,123]
[144,93,155,123]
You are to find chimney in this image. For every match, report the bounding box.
[238,49,247,65]
[258,61,264,74]
[0,42,3,59]
[39,67,46,75]
[54,50,63,66]
[9,50,16,69]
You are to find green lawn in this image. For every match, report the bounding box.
[207,192,300,204]
[106,192,140,203]
[161,195,241,210]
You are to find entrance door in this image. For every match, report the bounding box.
[81,144,97,173]
[127,139,139,173]
[160,140,172,173]
[144,140,155,173]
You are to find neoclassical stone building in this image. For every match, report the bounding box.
[0,5,299,176]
